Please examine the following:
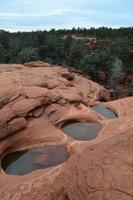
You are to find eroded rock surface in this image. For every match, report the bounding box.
[0,61,132,200]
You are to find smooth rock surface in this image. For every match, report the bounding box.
[0,61,132,200]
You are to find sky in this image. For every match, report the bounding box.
[0,0,133,32]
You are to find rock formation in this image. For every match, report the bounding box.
[0,61,132,200]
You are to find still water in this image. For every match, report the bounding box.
[1,145,69,175]
[91,104,117,119]
[62,122,101,141]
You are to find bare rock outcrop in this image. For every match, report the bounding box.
[0,61,132,200]
[0,61,110,139]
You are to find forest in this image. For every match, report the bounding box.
[0,27,133,98]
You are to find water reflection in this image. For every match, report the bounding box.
[91,104,117,119]
[62,122,101,141]
[1,145,69,175]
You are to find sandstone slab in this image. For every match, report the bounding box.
[0,61,132,200]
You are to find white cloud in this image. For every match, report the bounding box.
[0,8,98,18]
[0,9,74,18]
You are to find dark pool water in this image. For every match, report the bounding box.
[91,104,117,119]
[62,122,101,141]
[1,145,69,176]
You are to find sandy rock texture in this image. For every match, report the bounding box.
[0,61,132,200]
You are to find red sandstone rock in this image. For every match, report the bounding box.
[24,61,52,68]
[0,61,132,200]
[7,117,27,135]
[61,72,75,80]
[0,72,22,107]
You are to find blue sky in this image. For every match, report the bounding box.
[0,0,133,32]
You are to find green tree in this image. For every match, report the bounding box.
[127,81,133,96]
[18,47,39,63]
[80,49,112,79]
[0,43,7,63]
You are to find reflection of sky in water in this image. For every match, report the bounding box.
[62,122,101,141]
[91,104,117,119]
[2,146,69,175]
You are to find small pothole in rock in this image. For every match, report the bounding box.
[62,121,102,141]
[1,145,69,176]
[91,104,117,119]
